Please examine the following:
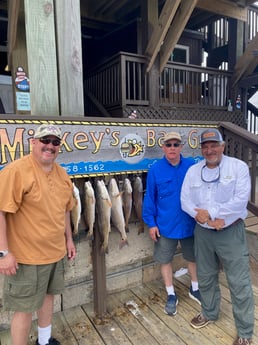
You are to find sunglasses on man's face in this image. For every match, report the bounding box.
[39,138,61,146]
[164,142,181,148]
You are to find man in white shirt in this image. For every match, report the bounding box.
[181,128,254,345]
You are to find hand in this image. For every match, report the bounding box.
[149,226,160,242]
[66,238,76,260]
[207,218,225,231]
[194,208,210,224]
[0,253,18,275]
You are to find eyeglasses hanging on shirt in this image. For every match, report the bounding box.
[201,165,220,183]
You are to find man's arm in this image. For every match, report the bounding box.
[0,211,18,275]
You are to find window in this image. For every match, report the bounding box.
[169,44,189,64]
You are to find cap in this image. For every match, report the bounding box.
[163,132,182,143]
[200,128,223,144]
[34,124,62,139]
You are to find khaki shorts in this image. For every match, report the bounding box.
[3,259,64,313]
[154,235,195,264]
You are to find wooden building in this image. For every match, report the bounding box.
[0,0,257,130]
[0,0,258,336]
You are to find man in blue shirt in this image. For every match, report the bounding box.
[143,131,200,316]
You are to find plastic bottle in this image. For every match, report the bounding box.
[227,99,233,111]
[236,95,241,110]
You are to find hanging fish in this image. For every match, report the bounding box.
[96,180,112,254]
[122,177,133,233]
[133,176,144,235]
[84,180,96,241]
[108,177,128,249]
[71,183,82,235]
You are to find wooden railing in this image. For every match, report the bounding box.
[220,122,258,216]
[160,62,231,108]
[85,52,149,115]
[247,103,258,134]
[247,5,258,41]
[85,52,232,114]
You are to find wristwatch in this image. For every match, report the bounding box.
[0,250,9,258]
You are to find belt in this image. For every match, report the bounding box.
[201,218,243,232]
[224,218,242,229]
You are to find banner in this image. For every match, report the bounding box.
[0,117,215,177]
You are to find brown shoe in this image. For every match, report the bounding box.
[190,312,211,329]
[233,337,252,345]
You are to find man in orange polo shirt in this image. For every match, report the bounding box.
[0,124,76,345]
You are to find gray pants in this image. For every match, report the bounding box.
[195,221,254,339]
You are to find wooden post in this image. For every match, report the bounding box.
[141,0,159,106]
[55,0,84,116]
[92,220,107,318]
[24,0,59,115]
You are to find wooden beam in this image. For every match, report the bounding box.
[238,73,258,88]
[55,0,84,116]
[159,0,198,73]
[7,0,20,68]
[11,12,29,114]
[246,0,258,5]
[92,216,107,318]
[144,0,181,73]
[24,0,59,115]
[244,57,258,76]
[85,89,110,117]
[197,0,248,22]
[231,33,258,87]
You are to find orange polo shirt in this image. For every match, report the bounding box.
[0,154,74,264]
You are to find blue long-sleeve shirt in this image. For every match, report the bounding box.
[143,155,196,239]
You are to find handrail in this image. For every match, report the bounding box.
[85,52,232,112]
[220,122,258,216]
[161,61,231,108]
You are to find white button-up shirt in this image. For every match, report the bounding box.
[181,154,250,228]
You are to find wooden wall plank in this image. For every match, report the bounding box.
[55,0,84,116]
[24,0,59,115]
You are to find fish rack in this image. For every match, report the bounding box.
[71,173,147,318]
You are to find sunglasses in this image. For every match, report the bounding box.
[164,142,181,148]
[39,138,61,146]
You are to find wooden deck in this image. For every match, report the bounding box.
[1,272,257,345]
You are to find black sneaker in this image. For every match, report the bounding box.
[35,337,60,345]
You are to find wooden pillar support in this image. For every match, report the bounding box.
[92,221,107,318]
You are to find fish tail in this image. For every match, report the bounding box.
[86,231,94,241]
[100,243,108,254]
[119,238,129,249]
[137,221,145,235]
